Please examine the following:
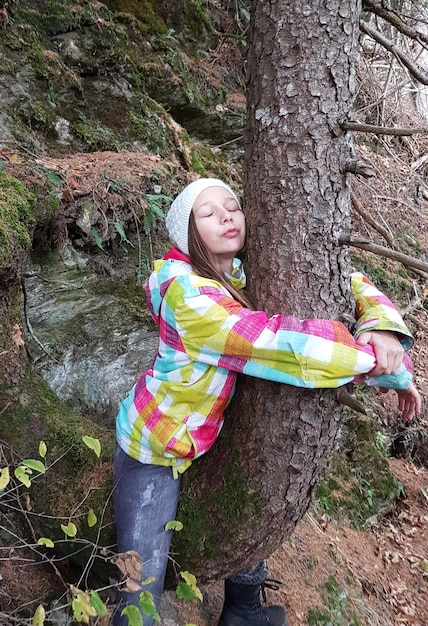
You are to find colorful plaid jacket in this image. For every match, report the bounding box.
[115,248,414,473]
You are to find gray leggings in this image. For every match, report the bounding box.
[112,445,267,625]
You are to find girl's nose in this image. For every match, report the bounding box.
[220,208,233,223]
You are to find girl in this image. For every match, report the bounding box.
[113,178,420,626]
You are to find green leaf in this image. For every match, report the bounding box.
[138,591,160,621]
[39,441,47,458]
[46,170,62,187]
[114,222,133,246]
[32,604,46,626]
[0,466,10,490]
[176,571,203,603]
[90,590,108,616]
[87,508,97,528]
[37,537,54,548]
[22,459,46,474]
[121,605,143,626]
[90,228,104,250]
[61,522,77,537]
[14,466,32,488]
[176,582,198,602]
[165,520,183,532]
[82,436,101,458]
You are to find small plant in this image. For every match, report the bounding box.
[0,435,202,625]
[307,575,362,626]
[140,192,172,267]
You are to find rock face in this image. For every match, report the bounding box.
[0,0,246,158]
[24,244,160,426]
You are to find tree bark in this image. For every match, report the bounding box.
[174,0,361,582]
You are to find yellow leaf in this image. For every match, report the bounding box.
[61,522,77,537]
[70,586,96,624]
[0,466,10,490]
[23,459,46,474]
[82,436,101,457]
[37,537,55,548]
[87,508,97,527]
[32,604,46,626]
[39,441,47,458]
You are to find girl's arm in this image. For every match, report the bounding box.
[170,279,413,391]
[351,273,413,349]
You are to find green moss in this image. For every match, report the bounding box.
[187,0,216,35]
[103,0,166,34]
[307,575,363,626]
[315,414,401,528]
[0,374,115,569]
[173,445,261,570]
[128,110,172,156]
[72,115,126,152]
[0,171,36,267]
[396,225,424,256]
[350,253,411,307]
[18,0,109,37]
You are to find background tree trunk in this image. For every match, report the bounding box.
[175,0,361,582]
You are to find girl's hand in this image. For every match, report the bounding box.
[357,330,404,376]
[394,382,421,421]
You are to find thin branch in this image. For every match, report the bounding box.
[359,20,428,85]
[351,192,395,247]
[362,0,428,46]
[342,121,426,135]
[341,236,428,275]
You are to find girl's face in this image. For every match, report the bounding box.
[192,186,246,272]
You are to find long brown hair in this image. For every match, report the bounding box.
[187,212,253,309]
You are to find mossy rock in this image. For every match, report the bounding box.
[0,170,35,283]
[0,373,116,580]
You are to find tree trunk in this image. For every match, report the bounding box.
[175,0,361,582]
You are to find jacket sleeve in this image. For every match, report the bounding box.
[170,280,412,391]
[351,272,413,349]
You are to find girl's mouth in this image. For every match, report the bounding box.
[223,229,239,238]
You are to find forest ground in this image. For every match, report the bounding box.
[191,457,428,626]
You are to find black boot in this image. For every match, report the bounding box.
[218,579,288,626]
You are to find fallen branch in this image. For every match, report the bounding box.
[351,192,395,248]
[340,236,428,275]
[342,121,426,136]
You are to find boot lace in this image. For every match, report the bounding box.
[260,578,283,604]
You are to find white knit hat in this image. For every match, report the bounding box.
[165,178,241,255]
